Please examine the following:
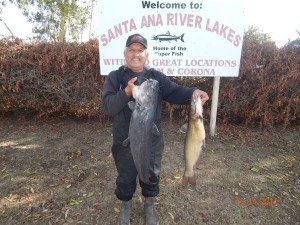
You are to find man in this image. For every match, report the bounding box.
[102,33,209,225]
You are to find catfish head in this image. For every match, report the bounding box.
[189,95,203,121]
[132,79,159,107]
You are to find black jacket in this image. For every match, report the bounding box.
[102,66,195,144]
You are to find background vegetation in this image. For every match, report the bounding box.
[0,27,299,128]
[0,0,96,42]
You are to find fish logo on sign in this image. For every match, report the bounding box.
[152,31,184,43]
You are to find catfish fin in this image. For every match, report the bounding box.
[122,137,130,147]
[128,101,136,110]
[152,124,160,136]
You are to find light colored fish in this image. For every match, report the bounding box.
[182,95,205,186]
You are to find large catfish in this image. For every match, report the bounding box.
[123,79,160,184]
[182,94,206,186]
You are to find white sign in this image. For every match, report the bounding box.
[98,0,244,76]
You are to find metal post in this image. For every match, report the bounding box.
[209,76,220,136]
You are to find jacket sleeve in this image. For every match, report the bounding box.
[101,71,131,117]
[158,72,196,105]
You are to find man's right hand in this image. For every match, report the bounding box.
[124,77,137,96]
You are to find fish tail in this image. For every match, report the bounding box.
[182,175,196,186]
[180,34,185,42]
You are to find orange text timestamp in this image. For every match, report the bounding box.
[236,197,279,207]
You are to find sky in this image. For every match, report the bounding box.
[0,0,299,47]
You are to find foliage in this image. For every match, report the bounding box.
[0,38,103,118]
[0,38,299,127]
[0,0,8,20]
[282,37,300,55]
[244,26,275,45]
[217,39,299,127]
[0,0,94,42]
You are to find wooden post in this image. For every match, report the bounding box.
[209,76,220,136]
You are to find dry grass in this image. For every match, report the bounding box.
[0,116,299,224]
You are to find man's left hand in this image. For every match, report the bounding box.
[193,90,209,105]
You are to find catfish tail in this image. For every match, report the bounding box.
[182,175,196,186]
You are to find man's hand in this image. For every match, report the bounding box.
[193,89,209,105]
[124,77,138,96]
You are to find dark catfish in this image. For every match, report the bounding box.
[123,79,160,184]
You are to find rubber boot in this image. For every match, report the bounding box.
[144,197,158,225]
[119,200,132,225]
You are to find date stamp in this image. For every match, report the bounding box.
[236,196,279,206]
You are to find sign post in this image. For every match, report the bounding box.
[209,76,220,136]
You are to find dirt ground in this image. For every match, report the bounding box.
[0,115,299,225]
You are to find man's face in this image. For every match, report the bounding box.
[124,43,148,72]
